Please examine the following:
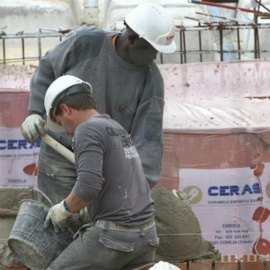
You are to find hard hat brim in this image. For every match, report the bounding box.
[149,39,177,54]
[46,116,65,133]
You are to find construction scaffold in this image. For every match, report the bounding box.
[1,0,270,65]
[1,21,270,66]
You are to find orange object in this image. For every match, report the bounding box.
[23,163,37,176]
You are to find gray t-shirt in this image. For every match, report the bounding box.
[72,114,155,226]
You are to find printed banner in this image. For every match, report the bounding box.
[179,165,270,256]
[0,128,41,187]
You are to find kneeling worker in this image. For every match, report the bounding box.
[43,75,158,270]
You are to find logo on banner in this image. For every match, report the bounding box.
[182,186,202,204]
[208,183,261,196]
[0,139,41,150]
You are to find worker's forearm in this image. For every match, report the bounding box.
[65,191,89,213]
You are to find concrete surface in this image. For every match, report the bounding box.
[0,187,38,269]
[0,187,38,243]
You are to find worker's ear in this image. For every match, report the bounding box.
[128,34,139,45]
[59,103,71,116]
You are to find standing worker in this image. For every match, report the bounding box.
[21,2,177,204]
[43,75,158,270]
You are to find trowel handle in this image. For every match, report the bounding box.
[41,134,75,165]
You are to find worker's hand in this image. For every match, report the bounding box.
[44,200,73,233]
[21,114,46,144]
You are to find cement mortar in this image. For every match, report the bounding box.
[0,186,221,266]
[0,187,38,216]
[151,186,221,262]
[0,187,82,268]
[0,187,38,268]
[0,242,25,269]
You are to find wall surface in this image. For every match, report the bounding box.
[0,0,80,33]
[2,60,270,258]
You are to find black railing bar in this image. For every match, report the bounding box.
[2,38,6,64]
[0,26,270,41]
[179,29,183,64]
[219,27,224,61]
[237,28,241,60]
[176,23,270,31]
[1,48,269,63]
[1,23,270,39]
[173,49,270,54]
[182,30,187,63]
[198,22,203,62]
[21,38,25,65]
[38,29,42,60]
[0,33,66,39]
[0,57,40,64]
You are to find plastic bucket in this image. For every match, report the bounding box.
[7,199,74,269]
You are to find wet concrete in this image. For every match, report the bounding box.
[0,186,221,267]
[0,187,38,269]
[0,187,88,269]
[151,186,221,262]
[0,242,25,269]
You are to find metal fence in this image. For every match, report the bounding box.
[1,22,270,66]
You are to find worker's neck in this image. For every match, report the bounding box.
[115,32,133,64]
[76,109,100,125]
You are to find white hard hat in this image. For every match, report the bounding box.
[44,75,92,132]
[125,2,177,54]
[149,261,181,270]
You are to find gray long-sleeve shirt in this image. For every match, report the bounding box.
[73,114,155,225]
[29,26,164,187]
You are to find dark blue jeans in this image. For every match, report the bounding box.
[46,221,159,270]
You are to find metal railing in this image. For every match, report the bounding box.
[0,28,68,65]
[1,22,270,66]
[172,22,270,64]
